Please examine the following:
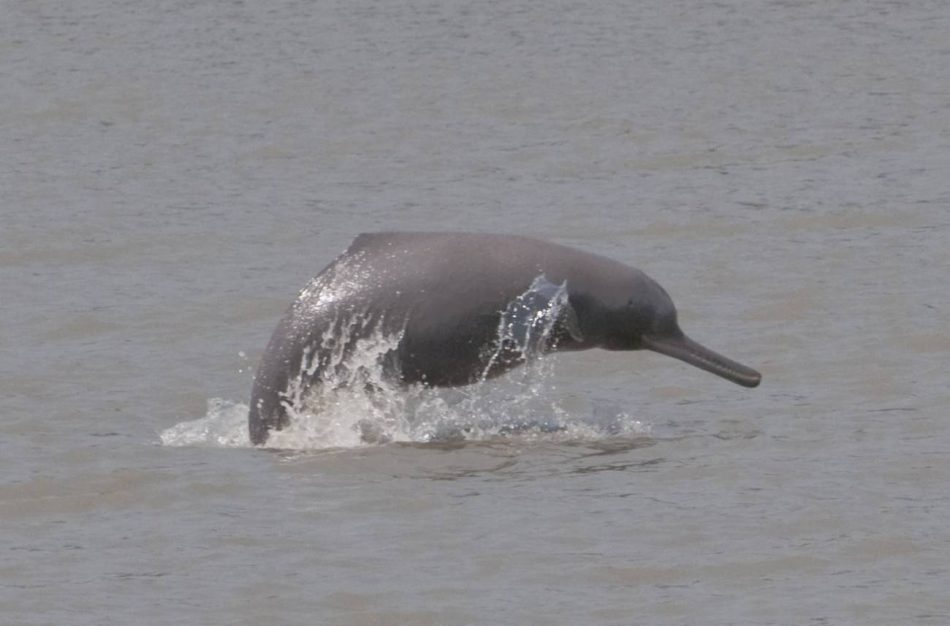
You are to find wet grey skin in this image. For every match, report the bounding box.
[249,232,762,445]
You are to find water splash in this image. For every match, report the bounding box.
[160,398,251,447]
[160,276,649,449]
[160,388,649,449]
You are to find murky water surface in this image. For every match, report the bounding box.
[2,0,949,624]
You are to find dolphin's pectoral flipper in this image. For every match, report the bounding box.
[552,298,583,345]
[498,275,580,355]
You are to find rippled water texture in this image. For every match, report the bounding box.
[3,0,950,624]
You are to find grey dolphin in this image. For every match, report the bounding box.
[249,232,761,445]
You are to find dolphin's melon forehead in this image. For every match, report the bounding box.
[624,269,676,317]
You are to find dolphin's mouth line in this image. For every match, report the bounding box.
[641,333,761,388]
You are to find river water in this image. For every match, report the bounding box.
[2,0,949,624]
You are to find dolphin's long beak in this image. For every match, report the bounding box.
[641,333,761,388]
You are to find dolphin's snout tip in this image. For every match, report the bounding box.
[736,370,762,388]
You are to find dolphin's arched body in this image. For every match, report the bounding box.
[249,232,761,445]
